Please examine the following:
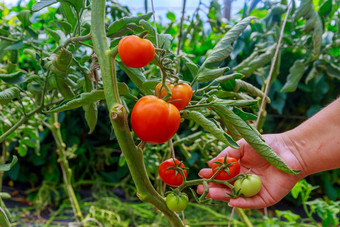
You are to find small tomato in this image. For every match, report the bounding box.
[159,158,187,187]
[234,174,262,197]
[166,193,189,212]
[118,35,155,68]
[155,82,193,111]
[211,157,240,181]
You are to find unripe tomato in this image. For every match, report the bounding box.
[159,158,187,187]
[118,35,155,68]
[131,96,180,144]
[166,193,189,212]
[211,157,240,181]
[234,174,261,197]
[155,82,193,111]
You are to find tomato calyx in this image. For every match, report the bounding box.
[212,156,236,177]
[166,158,188,182]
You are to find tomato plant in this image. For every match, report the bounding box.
[159,158,187,187]
[211,157,240,181]
[166,193,189,212]
[131,96,181,144]
[118,35,155,68]
[234,174,262,197]
[155,82,193,110]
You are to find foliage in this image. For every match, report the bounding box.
[0,0,339,226]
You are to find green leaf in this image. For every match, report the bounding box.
[305,66,318,84]
[0,71,26,84]
[166,11,176,22]
[233,44,276,77]
[0,156,18,172]
[60,0,84,13]
[232,107,257,121]
[197,67,229,82]
[32,0,58,12]
[118,61,152,95]
[5,41,24,50]
[18,142,28,157]
[212,103,300,175]
[181,56,198,77]
[183,111,239,149]
[0,87,20,105]
[44,27,67,45]
[235,79,270,103]
[0,207,10,227]
[202,16,255,66]
[118,82,137,99]
[17,10,31,27]
[60,2,77,29]
[83,103,97,134]
[211,97,258,107]
[45,90,105,113]
[281,60,306,92]
[142,79,160,90]
[319,0,332,17]
[107,12,153,36]
[57,20,72,35]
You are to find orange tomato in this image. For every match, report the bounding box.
[155,82,193,111]
[118,35,155,68]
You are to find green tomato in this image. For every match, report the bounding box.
[166,193,189,212]
[234,174,261,197]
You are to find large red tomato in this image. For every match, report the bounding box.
[211,157,240,181]
[155,82,193,111]
[131,96,180,144]
[159,158,187,187]
[118,35,155,68]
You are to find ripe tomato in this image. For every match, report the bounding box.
[158,158,187,187]
[155,82,193,111]
[234,174,261,197]
[131,96,180,144]
[166,192,189,212]
[118,35,155,68]
[211,157,240,181]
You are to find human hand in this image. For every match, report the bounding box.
[197,133,306,209]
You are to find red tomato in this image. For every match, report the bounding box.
[118,35,155,68]
[159,158,187,187]
[155,82,193,111]
[211,157,240,181]
[131,96,180,144]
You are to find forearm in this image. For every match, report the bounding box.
[285,98,340,176]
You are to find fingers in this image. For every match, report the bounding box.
[228,196,267,209]
[208,139,247,166]
[198,168,213,179]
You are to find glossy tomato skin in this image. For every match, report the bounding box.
[166,193,189,212]
[155,82,193,111]
[118,35,155,68]
[211,157,240,181]
[131,96,180,144]
[234,174,261,197]
[158,158,187,187]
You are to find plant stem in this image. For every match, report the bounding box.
[49,113,83,222]
[177,0,187,56]
[0,143,7,192]
[91,1,183,226]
